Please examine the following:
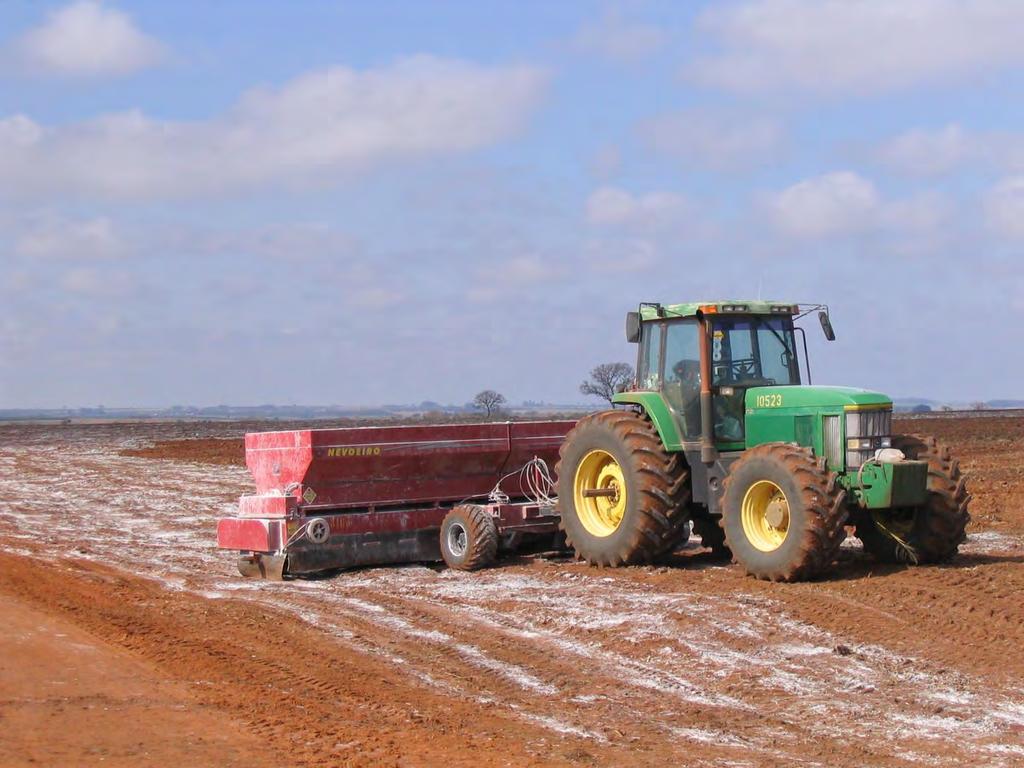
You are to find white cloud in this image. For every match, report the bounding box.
[0,56,547,201]
[587,144,622,180]
[184,222,360,263]
[640,110,783,170]
[985,177,1024,239]
[586,186,693,230]
[767,171,879,237]
[879,191,956,255]
[468,254,562,302]
[495,255,555,284]
[350,287,405,309]
[14,1,163,77]
[875,124,1024,176]
[573,9,666,61]
[767,171,957,249]
[584,237,659,273]
[60,267,135,297]
[688,0,1024,94]
[875,124,972,175]
[14,216,127,260]
[879,191,951,234]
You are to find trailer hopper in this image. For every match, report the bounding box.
[217,420,576,578]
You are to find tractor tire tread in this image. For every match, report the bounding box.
[442,504,499,571]
[855,435,970,564]
[556,410,690,566]
[720,442,847,582]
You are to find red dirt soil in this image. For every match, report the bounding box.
[0,589,276,767]
[121,437,245,465]
[1,414,1023,767]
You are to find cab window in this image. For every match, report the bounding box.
[638,322,663,390]
[662,320,701,440]
[710,316,800,442]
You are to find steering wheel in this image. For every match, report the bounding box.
[713,357,761,381]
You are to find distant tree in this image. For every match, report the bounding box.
[911,404,932,413]
[940,405,954,412]
[580,362,635,404]
[473,390,507,417]
[971,401,988,411]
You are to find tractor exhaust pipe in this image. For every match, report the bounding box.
[698,313,717,465]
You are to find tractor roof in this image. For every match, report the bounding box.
[638,300,800,321]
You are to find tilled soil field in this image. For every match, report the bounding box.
[1,416,1022,767]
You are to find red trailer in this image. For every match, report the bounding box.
[216,420,576,578]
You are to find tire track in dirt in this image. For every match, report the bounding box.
[647,548,1024,687]
[0,552,611,768]
[341,578,809,763]
[347,563,1024,766]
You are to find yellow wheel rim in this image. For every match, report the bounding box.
[573,449,627,537]
[741,480,790,552]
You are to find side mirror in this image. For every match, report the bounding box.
[818,311,836,341]
[625,311,641,343]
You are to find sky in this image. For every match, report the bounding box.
[2,0,1022,408]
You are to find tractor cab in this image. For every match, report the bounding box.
[619,301,817,458]
[628,303,803,448]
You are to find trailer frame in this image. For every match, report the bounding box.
[223,496,564,579]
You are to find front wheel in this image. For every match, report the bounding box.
[855,435,970,564]
[721,443,847,581]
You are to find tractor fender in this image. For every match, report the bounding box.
[611,391,684,452]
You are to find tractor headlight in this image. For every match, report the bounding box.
[845,408,893,468]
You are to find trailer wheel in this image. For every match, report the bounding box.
[721,443,847,582]
[855,435,970,564]
[440,505,498,571]
[555,410,689,566]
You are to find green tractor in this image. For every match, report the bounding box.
[556,301,970,581]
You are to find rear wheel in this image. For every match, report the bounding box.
[440,505,498,571]
[855,435,970,564]
[721,443,847,581]
[556,411,689,566]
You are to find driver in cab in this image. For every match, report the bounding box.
[669,359,702,438]
[669,358,744,443]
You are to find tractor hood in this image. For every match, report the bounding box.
[744,385,892,412]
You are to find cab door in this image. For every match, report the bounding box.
[660,320,702,441]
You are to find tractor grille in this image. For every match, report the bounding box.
[845,409,892,468]
[822,415,842,468]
